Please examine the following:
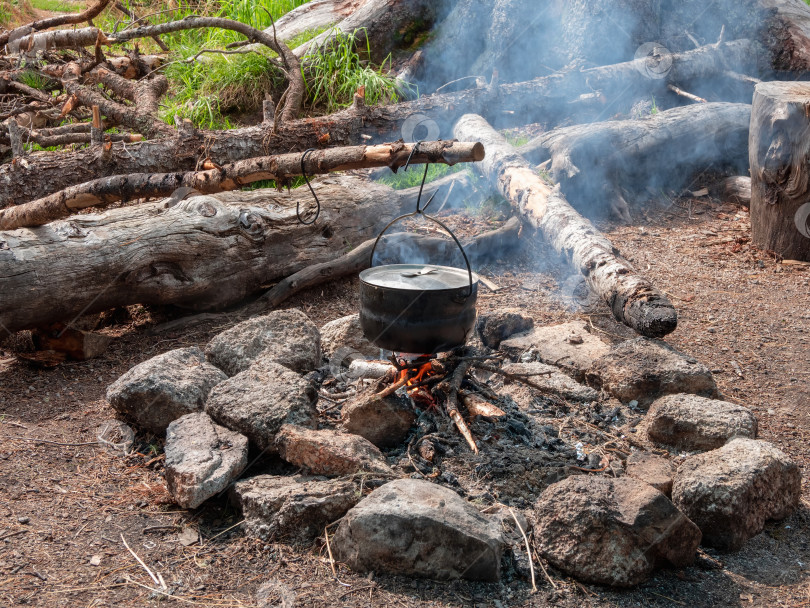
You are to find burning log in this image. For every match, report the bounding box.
[0,140,484,230]
[455,113,678,339]
[750,81,810,262]
[0,174,479,336]
[518,102,751,221]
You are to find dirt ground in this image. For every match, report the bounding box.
[1,187,809,608]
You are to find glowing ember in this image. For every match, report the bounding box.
[394,355,444,409]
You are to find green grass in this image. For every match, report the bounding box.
[17,70,51,90]
[377,163,461,190]
[302,27,406,114]
[30,0,81,11]
[503,131,530,147]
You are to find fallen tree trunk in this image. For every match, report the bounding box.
[0,173,474,336]
[0,39,760,208]
[0,140,484,230]
[518,102,751,220]
[454,114,678,338]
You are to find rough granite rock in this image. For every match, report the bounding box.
[205,358,317,451]
[476,309,534,349]
[645,393,758,451]
[534,476,701,587]
[672,438,801,551]
[231,475,359,543]
[205,308,321,376]
[106,347,227,434]
[165,413,248,509]
[320,314,378,360]
[625,452,675,497]
[501,361,599,403]
[499,321,609,381]
[341,391,416,448]
[585,337,717,407]
[333,479,504,581]
[276,425,392,475]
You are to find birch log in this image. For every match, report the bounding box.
[454,114,678,338]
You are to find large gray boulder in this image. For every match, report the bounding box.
[500,321,609,381]
[645,393,758,451]
[232,475,359,543]
[534,476,701,587]
[585,337,717,407]
[205,308,321,376]
[165,413,248,509]
[275,425,392,476]
[320,314,378,360]
[333,479,504,581]
[672,438,801,552]
[106,347,227,434]
[205,358,317,451]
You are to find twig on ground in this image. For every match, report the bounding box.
[120,533,163,588]
[0,529,28,542]
[9,436,99,447]
[510,508,536,592]
[323,526,337,578]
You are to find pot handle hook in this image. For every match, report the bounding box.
[369,209,475,300]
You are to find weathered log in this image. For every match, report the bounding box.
[0,140,483,230]
[0,38,761,209]
[0,173,477,336]
[292,0,438,62]
[455,113,677,338]
[718,176,752,206]
[518,102,751,221]
[750,81,810,261]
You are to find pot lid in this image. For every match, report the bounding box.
[360,264,478,291]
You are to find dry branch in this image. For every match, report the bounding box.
[0,0,111,50]
[455,113,677,338]
[0,140,484,230]
[0,39,760,208]
[106,16,303,123]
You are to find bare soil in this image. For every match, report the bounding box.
[1,189,809,607]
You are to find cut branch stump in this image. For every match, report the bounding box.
[750,81,810,261]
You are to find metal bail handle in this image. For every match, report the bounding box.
[368,210,475,300]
